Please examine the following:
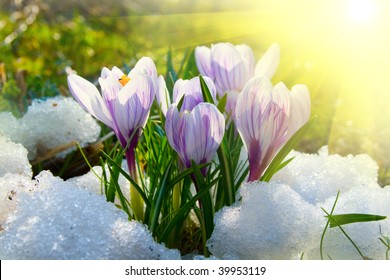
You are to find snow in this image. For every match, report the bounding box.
[0,135,32,178]
[0,171,180,260]
[209,147,390,259]
[0,96,101,160]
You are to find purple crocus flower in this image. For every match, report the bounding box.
[235,76,290,182]
[165,102,225,175]
[172,76,217,112]
[67,58,155,179]
[195,43,280,118]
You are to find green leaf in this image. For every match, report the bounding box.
[199,75,215,104]
[177,94,185,111]
[100,150,151,209]
[158,175,215,243]
[149,162,172,234]
[191,160,214,239]
[327,213,387,228]
[178,49,199,79]
[216,139,235,206]
[217,93,228,114]
[165,49,177,93]
[261,115,317,182]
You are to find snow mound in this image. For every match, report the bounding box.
[0,96,101,160]
[209,147,390,259]
[0,171,180,260]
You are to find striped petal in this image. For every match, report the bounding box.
[156,75,171,116]
[236,44,255,77]
[113,74,154,147]
[165,103,225,169]
[286,84,311,139]
[254,43,280,79]
[211,43,249,94]
[235,76,289,181]
[67,74,113,128]
[195,46,214,79]
[173,76,217,112]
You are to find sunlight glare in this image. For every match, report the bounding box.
[346,0,377,23]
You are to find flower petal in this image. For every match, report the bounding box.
[235,76,289,181]
[156,75,171,116]
[236,44,255,77]
[254,43,280,79]
[211,43,249,94]
[98,72,122,115]
[165,103,225,168]
[113,74,154,147]
[67,74,113,128]
[286,84,311,139]
[195,46,214,79]
[129,57,158,81]
[172,76,217,112]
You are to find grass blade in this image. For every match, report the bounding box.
[327,213,387,228]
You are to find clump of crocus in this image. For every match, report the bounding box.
[235,76,310,182]
[67,57,157,219]
[195,42,280,118]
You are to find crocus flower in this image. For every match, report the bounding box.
[165,102,225,175]
[236,76,311,182]
[195,43,280,118]
[67,58,155,178]
[172,76,217,112]
[235,76,290,182]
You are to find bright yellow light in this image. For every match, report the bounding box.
[346,0,377,23]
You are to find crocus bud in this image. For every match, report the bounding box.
[165,102,225,174]
[235,76,290,182]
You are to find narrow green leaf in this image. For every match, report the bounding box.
[275,157,295,173]
[165,49,177,94]
[320,190,340,260]
[261,115,317,182]
[217,93,228,114]
[100,150,151,209]
[106,164,131,217]
[327,213,387,228]
[177,94,185,111]
[167,48,177,81]
[199,75,215,104]
[167,162,209,190]
[190,160,215,240]
[217,138,235,206]
[159,177,215,243]
[181,49,199,79]
[149,163,172,234]
[323,207,366,259]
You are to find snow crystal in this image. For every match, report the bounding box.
[0,96,101,160]
[0,171,180,260]
[0,136,32,178]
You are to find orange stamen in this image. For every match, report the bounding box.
[119,75,130,86]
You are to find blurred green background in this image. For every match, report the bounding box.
[1,0,390,184]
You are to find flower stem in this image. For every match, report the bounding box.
[126,146,144,221]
